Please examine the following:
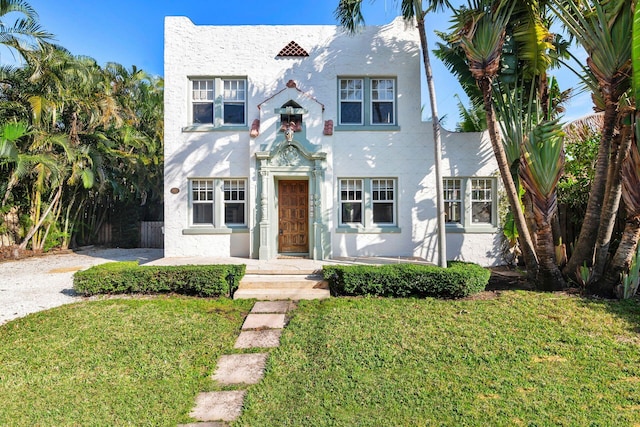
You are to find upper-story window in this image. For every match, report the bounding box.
[223,80,246,124]
[338,77,396,127]
[190,78,247,127]
[192,80,214,124]
[371,79,395,124]
[339,79,364,125]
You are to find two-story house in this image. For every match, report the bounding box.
[163,16,504,266]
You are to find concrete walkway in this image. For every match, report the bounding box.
[149,255,431,271]
[178,300,293,426]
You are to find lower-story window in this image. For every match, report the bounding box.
[192,179,214,225]
[339,178,397,228]
[372,179,395,224]
[223,179,246,225]
[340,179,363,224]
[190,178,247,227]
[443,177,497,229]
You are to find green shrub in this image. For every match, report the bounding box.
[323,261,490,299]
[73,262,246,298]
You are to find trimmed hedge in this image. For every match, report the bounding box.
[73,262,246,298]
[323,261,490,299]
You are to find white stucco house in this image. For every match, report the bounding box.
[163,16,504,266]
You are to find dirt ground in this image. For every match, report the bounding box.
[0,247,163,325]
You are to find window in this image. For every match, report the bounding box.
[340,179,363,224]
[338,77,397,127]
[192,80,214,124]
[223,179,246,225]
[371,79,395,124]
[189,178,247,227]
[372,179,395,224]
[191,179,214,224]
[339,79,363,124]
[471,178,493,224]
[443,177,496,229]
[443,179,462,224]
[189,78,247,127]
[339,178,397,229]
[223,80,246,124]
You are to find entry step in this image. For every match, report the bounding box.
[234,274,330,300]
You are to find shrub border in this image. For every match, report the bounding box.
[323,261,490,299]
[73,262,246,298]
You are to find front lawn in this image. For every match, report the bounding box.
[237,292,640,426]
[0,297,253,426]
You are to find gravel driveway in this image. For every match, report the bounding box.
[0,248,163,325]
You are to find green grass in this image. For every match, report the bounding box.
[236,293,640,426]
[2,292,639,426]
[0,296,253,426]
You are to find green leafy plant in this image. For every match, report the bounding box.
[73,262,246,297]
[323,261,490,299]
[620,245,640,299]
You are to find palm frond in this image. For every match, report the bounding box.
[520,119,565,217]
[335,0,365,34]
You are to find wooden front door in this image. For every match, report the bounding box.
[278,180,309,253]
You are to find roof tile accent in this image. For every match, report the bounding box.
[250,119,260,137]
[323,120,334,136]
[277,41,309,57]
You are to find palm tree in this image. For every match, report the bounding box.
[448,0,540,277]
[549,0,633,285]
[519,119,566,289]
[603,140,640,298]
[0,0,52,59]
[599,0,640,297]
[335,0,449,267]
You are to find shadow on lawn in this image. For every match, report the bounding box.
[487,266,640,336]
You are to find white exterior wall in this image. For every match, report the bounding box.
[164,16,505,266]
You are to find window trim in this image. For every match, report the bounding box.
[443,176,498,233]
[223,179,247,226]
[184,77,248,132]
[336,77,400,131]
[370,79,395,125]
[186,178,248,231]
[337,177,401,233]
[339,179,364,225]
[338,78,364,125]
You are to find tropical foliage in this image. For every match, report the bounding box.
[435,0,636,296]
[0,3,163,252]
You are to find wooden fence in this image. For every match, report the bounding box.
[140,221,164,248]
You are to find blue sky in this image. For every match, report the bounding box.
[12,1,591,127]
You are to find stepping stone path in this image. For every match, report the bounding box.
[178,300,293,426]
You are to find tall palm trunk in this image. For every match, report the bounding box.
[564,101,618,277]
[591,122,633,289]
[416,14,447,268]
[19,184,62,250]
[602,136,640,297]
[604,215,640,298]
[535,216,566,289]
[479,78,539,276]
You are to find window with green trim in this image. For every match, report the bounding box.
[339,178,397,227]
[443,177,497,228]
[190,78,246,126]
[338,77,396,126]
[189,178,247,227]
